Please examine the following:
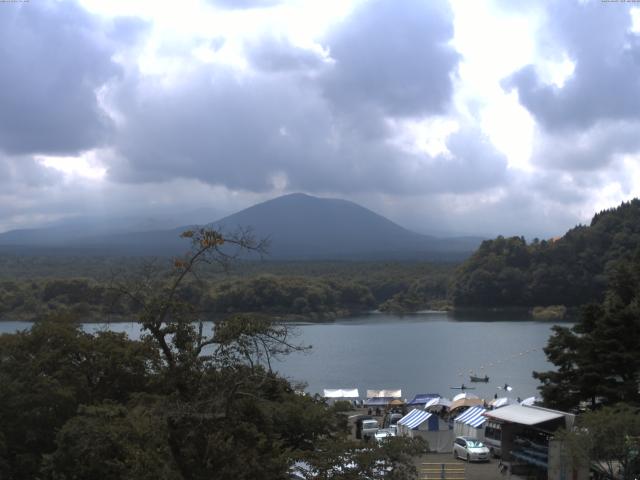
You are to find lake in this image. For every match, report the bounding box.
[0,311,564,402]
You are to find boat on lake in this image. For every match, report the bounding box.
[469,374,489,383]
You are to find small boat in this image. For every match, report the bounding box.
[450,384,475,390]
[470,375,489,383]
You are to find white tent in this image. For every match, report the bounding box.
[490,397,516,408]
[366,389,401,398]
[452,392,479,402]
[397,409,453,453]
[453,406,487,440]
[425,397,452,410]
[323,389,359,399]
[519,396,542,406]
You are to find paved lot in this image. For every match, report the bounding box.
[415,452,532,480]
[414,453,503,480]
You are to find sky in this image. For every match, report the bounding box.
[1,0,640,238]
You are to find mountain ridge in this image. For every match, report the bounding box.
[0,193,482,260]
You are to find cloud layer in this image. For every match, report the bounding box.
[0,0,639,239]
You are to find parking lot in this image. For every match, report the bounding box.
[414,453,495,480]
[349,411,527,479]
[414,453,529,480]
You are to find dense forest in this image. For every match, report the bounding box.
[0,259,454,321]
[450,199,640,308]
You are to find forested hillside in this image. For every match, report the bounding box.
[0,262,454,321]
[450,199,640,308]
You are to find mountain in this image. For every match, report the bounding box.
[450,198,640,308]
[0,193,482,260]
[208,193,480,260]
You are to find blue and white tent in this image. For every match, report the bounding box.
[407,393,440,406]
[454,406,487,439]
[397,409,454,453]
[398,409,434,430]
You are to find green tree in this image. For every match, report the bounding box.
[0,319,158,479]
[534,253,640,410]
[558,404,640,480]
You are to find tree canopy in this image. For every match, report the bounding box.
[0,228,424,479]
[534,250,640,411]
[450,199,640,308]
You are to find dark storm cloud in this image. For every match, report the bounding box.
[110,60,507,196]
[107,0,490,197]
[245,36,325,72]
[0,1,140,156]
[321,0,459,118]
[503,1,640,131]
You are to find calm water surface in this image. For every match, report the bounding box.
[1,312,565,401]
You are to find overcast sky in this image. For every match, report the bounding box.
[1,0,639,238]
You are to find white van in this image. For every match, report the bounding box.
[361,419,379,439]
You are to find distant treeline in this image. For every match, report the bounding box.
[450,199,640,308]
[0,261,456,321]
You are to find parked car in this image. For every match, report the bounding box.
[374,428,396,443]
[360,419,379,440]
[453,436,490,462]
[383,412,403,429]
[355,417,379,440]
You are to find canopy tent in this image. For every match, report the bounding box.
[490,397,516,408]
[450,397,483,412]
[364,397,396,407]
[519,396,542,406]
[425,397,452,410]
[323,389,359,399]
[397,409,453,452]
[455,406,487,428]
[398,409,433,430]
[452,392,479,402]
[407,393,440,406]
[454,406,487,439]
[366,389,401,398]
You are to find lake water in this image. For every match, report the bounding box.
[0,312,564,402]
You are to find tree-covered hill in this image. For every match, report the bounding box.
[450,199,640,308]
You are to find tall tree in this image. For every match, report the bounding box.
[534,252,640,410]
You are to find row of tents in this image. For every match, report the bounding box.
[324,388,543,453]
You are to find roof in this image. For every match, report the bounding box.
[450,397,483,411]
[367,389,401,398]
[454,406,487,428]
[407,393,440,405]
[452,392,479,402]
[398,409,432,429]
[483,405,566,426]
[323,388,359,398]
[426,397,452,409]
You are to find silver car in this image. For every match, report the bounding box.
[453,436,490,462]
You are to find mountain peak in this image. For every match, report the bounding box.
[0,193,482,260]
